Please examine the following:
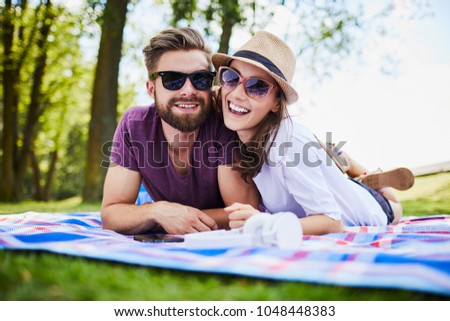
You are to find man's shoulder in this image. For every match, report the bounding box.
[122,105,155,122]
[201,110,227,130]
[200,110,236,140]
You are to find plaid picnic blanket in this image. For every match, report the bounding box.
[1,212,450,296]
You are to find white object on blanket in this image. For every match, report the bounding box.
[184,212,302,250]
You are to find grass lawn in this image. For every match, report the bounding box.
[1,173,450,300]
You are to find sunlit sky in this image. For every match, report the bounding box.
[63,0,450,171]
[290,1,450,171]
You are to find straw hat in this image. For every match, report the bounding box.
[212,31,299,105]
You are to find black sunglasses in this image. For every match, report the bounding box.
[150,70,216,91]
[219,67,276,99]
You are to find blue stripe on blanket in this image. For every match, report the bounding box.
[58,219,98,227]
[15,232,90,243]
[1,212,450,296]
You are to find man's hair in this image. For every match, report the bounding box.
[143,27,212,77]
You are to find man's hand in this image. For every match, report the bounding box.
[224,202,259,229]
[153,201,218,234]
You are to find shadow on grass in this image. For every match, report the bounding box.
[0,196,101,214]
[0,251,447,301]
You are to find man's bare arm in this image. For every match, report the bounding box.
[101,164,158,235]
[101,164,217,235]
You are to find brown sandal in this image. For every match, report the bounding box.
[360,167,415,191]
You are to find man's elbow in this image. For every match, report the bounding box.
[100,207,114,231]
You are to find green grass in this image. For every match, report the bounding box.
[396,172,450,216]
[1,251,446,300]
[1,173,450,300]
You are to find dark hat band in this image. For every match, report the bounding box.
[233,50,287,81]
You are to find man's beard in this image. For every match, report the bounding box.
[155,93,211,132]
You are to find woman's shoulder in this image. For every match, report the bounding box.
[266,118,316,165]
[274,117,316,145]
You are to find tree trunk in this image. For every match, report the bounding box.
[218,0,239,54]
[14,0,54,200]
[1,0,16,201]
[218,12,233,54]
[43,150,58,201]
[82,0,129,202]
[30,149,43,201]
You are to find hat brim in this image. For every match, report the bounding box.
[212,53,299,105]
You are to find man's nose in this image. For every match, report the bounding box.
[178,77,197,96]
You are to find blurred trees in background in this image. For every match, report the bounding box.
[170,0,247,54]
[83,0,129,202]
[1,0,94,201]
[0,0,429,202]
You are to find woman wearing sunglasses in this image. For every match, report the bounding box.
[212,31,411,235]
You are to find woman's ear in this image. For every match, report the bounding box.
[271,98,281,113]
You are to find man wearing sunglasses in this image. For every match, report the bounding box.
[101,28,258,235]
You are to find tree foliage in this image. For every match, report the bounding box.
[0,0,431,202]
[168,0,250,54]
[1,0,95,201]
[167,0,429,79]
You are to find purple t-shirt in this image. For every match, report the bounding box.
[110,105,238,209]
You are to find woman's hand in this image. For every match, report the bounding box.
[224,202,260,229]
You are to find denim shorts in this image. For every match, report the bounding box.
[350,179,395,224]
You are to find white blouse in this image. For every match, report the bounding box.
[253,118,388,226]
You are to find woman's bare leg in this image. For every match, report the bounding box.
[338,151,405,224]
[339,151,369,178]
[379,187,403,224]
[317,137,407,224]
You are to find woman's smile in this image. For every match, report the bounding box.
[228,101,250,115]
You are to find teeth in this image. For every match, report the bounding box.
[229,102,249,114]
[177,104,196,109]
